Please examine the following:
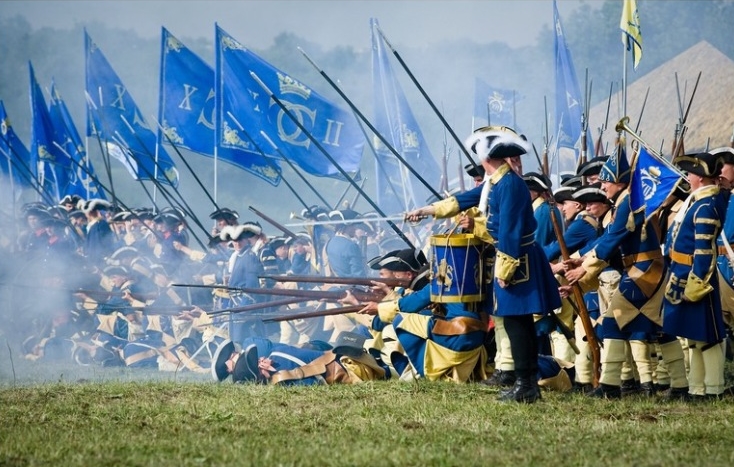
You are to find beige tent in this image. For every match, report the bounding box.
[588,41,734,156]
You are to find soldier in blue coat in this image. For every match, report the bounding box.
[407,127,562,402]
[565,148,688,399]
[664,151,728,399]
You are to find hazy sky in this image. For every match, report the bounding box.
[1,0,597,51]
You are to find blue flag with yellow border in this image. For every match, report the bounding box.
[160,27,280,186]
[215,25,363,179]
[371,18,441,212]
[630,146,682,220]
[0,100,31,198]
[85,30,179,187]
[49,80,106,200]
[473,77,515,129]
[30,62,70,201]
[553,0,592,167]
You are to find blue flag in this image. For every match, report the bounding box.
[215,25,363,179]
[0,100,31,199]
[159,27,280,186]
[553,0,592,168]
[371,18,441,212]
[30,62,70,201]
[49,80,106,200]
[473,77,515,129]
[630,146,683,220]
[85,30,179,187]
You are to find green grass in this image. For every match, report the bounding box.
[2,368,734,466]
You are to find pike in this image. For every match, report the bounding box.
[374,25,479,172]
[595,82,614,157]
[298,47,442,202]
[671,71,702,160]
[262,304,364,323]
[260,274,411,289]
[248,70,416,251]
[542,96,550,177]
[170,283,384,303]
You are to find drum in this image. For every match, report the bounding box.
[429,233,485,303]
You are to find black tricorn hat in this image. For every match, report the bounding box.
[211,340,236,382]
[464,162,485,179]
[523,172,552,193]
[209,207,239,221]
[674,152,724,178]
[710,147,734,166]
[577,156,608,178]
[553,186,577,204]
[232,343,264,384]
[573,183,609,204]
[370,248,426,272]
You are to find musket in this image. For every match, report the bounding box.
[546,194,601,387]
[207,296,308,316]
[262,304,364,323]
[260,274,411,289]
[249,70,416,251]
[248,206,299,239]
[671,71,702,160]
[170,283,384,303]
[578,69,590,168]
[634,86,650,133]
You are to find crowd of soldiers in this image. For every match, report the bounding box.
[1,124,733,403]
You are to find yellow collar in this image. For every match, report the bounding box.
[532,197,546,211]
[691,184,719,202]
[489,163,512,185]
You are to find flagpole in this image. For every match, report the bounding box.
[298,48,442,202]
[249,71,416,251]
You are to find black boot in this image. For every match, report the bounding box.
[497,377,541,403]
[639,382,655,397]
[663,386,690,401]
[480,370,516,388]
[620,378,641,396]
[587,383,622,399]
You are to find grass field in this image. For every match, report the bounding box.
[2,357,734,467]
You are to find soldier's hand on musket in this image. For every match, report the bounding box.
[339,290,360,306]
[497,278,508,289]
[563,257,583,269]
[564,266,586,284]
[550,262,566,275]
[558,285,573,299]
[370,280,392,296]
[358,302,378,316]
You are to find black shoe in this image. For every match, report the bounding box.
[571,382,594,394]
[620,379,641,396]
[654,383,670,393]
[663,386,690,401]
[587,383,622,399]
[639,382,655,398]
[497,377,541,403]
[480,370,516,388]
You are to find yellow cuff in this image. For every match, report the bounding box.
[495,251,519,282]
[684,272,714,301]
[377,300,399,324]
[471,216,494,244]
[432,197,460,218]
[188,250,207,262]
[201,274,217,285]
[581,249,608,279]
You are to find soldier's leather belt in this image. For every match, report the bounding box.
[717,245,734,256]
[621,250,663,268]
[669,250,693,266]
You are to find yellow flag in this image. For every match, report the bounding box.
[620,0,642,69]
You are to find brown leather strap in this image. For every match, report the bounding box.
[269,351,337,385]
[622,250,663,268]
[717,245,734,256]
[669,250,693,267]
